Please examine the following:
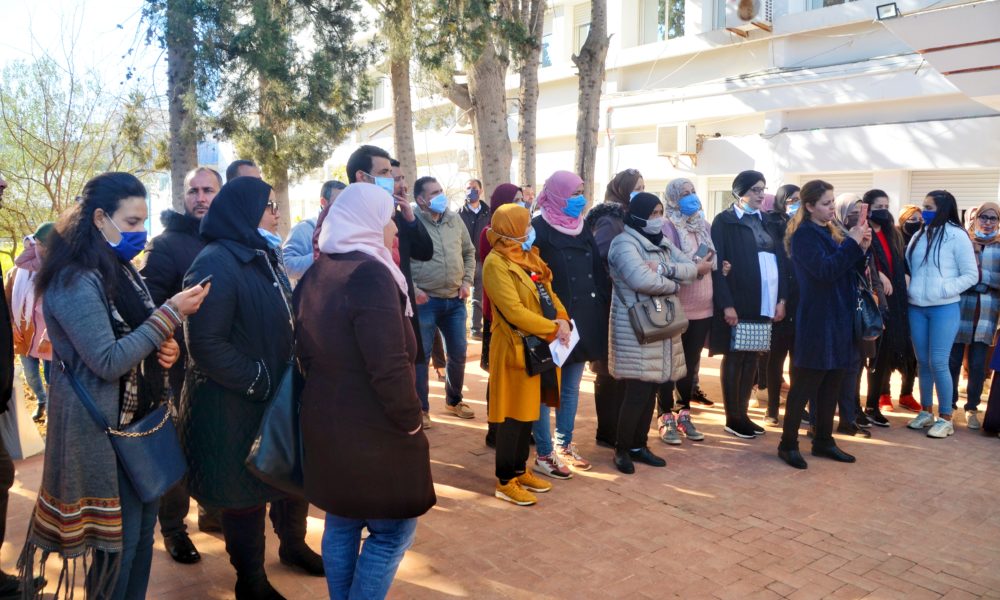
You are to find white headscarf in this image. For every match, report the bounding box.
[317,182,412,316]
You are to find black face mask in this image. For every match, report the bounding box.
[870,209,893,227]
[903,221,921,236]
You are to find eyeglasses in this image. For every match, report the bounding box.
[749,186,767,195]
[266,201,279,214]
[978,214,999,223]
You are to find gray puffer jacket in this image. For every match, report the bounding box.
[608,227,697,383]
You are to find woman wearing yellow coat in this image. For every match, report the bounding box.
[483,204,572,506]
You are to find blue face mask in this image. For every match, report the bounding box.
[515,201,527,208]
[921,210,936,225]
[104,219,147,262]
[563,195,587,218]
[787,202,800,217]
[258,228,282,249]
[467,188,479,201]
[522,227,536,251]
[976,229,996,240]
[366,172,395,197]
[679,194,702,216]
[741,203,760,215]
[629,191,640,200]
[429,193,448,214]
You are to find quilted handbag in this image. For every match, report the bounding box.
[730,320,772,352]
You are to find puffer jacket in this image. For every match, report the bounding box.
[608,227,697,383]
[906,222,978,307]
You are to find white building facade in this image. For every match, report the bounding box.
[309,0,1000,220]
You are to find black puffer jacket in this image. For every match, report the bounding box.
[179,177,293,509]
[140,210,206,395]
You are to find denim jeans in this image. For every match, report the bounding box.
[950,341,989,411]
[415,297,468,411]
[532,361,586,456]
[91,465,159,600]
[909,303,961,416]
[19,355,49,405]
[322,514,418,600]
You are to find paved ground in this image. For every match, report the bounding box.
[3,341,1000,599]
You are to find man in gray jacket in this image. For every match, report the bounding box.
[281,180,346,281]
[412,176,477,420]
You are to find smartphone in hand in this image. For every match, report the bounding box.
[694,243,711,260]
[858,203,869,227]
[187,274,213,290]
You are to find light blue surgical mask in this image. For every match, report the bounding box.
[787,202,800,217]
[629,191,640,200]
[515,201,526,208]
[366,172,395,197]
[429,193,448,214]
[742,202,760,215]
[258,228,282,249]
[975,230,996,240]
[563,194,587,218]
[522,227,536,251]
[679,194,702,216]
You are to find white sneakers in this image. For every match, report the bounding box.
[927,418,955,439]
[907,411,935,429]
[966,410,981,430]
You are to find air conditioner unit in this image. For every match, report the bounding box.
[657,124,697,156]
[726,0,773,37]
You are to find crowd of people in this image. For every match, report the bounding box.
[1,147,999,600]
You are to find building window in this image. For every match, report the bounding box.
[371,77,388,111]
[574,4,590,52]
[542,13,553,67]
[641,0,685,44]
[810,0,856,8]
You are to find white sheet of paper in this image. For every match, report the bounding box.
[549,319,580,367]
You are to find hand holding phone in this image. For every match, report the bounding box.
[858,203,869,227]
[188,274,213,290]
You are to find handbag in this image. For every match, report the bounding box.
[614,285,688,345]
[494,308,556,377]
[730,321,772,352]
[246,359,305,496]
[854,271,884,342]
[61,361,187,504]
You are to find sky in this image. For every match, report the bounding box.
[0,0,164,94]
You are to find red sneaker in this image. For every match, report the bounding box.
[898,394,922,412]
[878,394,894,410]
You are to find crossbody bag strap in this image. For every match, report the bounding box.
[59,361,112,432]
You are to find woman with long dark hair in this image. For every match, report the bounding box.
[710,170,787,439]
[778,180,870,469]
[861,190,910,427]
[905,190,978,438]
[22,172,209,599]
[889,205,924,412]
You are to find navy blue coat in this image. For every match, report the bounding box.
[791,220,865,371]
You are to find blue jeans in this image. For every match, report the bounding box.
[909,303,961,416]
[19,355,49,405]
[415,297,468,411]
[90,466,159,600]
[532,361,586,456]
[322,514,418,600]
[950,341,989,411]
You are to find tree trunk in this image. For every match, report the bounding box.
[257,73,292,238]
[165,0,199,212]
[572,0,609,204]
[467,45,512,200]
[518,0,545,190]
[390,57,417,190]
[271,166,292,239]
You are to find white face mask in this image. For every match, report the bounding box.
[643,217,665,234]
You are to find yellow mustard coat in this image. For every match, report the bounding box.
[483,251,569,424]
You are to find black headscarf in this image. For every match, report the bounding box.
[732,170,766,201]
[627,192,664,246]
[200,176,273,250]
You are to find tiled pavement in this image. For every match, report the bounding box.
[3,341,1000,599]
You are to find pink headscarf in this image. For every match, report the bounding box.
[538,170,585,236]
[317,182,412,316]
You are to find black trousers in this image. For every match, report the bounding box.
[0,425,13,548]
[766,326,796,419]
[780,367,845,451]
[221,495,310,579]
[657,317,712,415]
[594,371,625,445]
[158,479,191,537]
[617,380,658,451]
[721,351,760,427]
[495,418,533,483]
[872,344,917,403]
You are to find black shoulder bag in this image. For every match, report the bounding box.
[494,277,558,377]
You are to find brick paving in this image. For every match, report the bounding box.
[3,341,1000,599]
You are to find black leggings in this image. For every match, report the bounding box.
[617,380,658,451]
[781,367,845,451]
[766,326,795,419]
[495,418,533,483]
[721,351,760,427]
[594,371,626,445]
[657,317,712,415]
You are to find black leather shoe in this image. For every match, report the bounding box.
[164,533,201,564]
[613,449,635,474]
[279,545,324,576]
[629,446,667,467]
[235,575,286,600]
[778,448,808,469]
[837,422,871,438]
[812,445,856,463]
